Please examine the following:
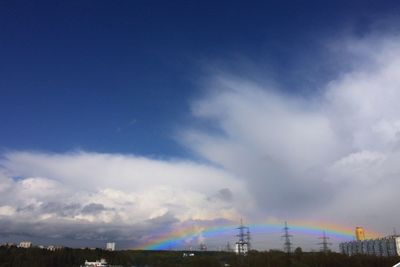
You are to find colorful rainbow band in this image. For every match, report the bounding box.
[135,220,382,250]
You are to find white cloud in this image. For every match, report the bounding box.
[181,31,400,233]
[0,206,15,216]
[0,151,253,244]
[2,29,400,249]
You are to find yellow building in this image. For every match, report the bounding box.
[355,227,366,241]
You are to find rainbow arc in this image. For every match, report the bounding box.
[135,220,382,250]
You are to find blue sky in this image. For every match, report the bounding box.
[2,1,400,250]
[1,0,399,156]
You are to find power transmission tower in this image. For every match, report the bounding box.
[235,218,251,255]
[226,241,232,252]
[199,242,207,251]
[318,231,331,253]
[282,221,293,254]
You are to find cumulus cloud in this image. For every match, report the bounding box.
[183,79,342,217]
[1,28,400,249]
[182,31,400,234]
[0,152,252,245]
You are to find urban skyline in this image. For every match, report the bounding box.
[3,222,400,257]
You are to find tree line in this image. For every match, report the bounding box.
[0,246,399,267]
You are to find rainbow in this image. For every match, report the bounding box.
[134,220,382,250]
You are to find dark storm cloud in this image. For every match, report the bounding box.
[81,203,107,214]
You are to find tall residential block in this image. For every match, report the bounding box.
[356,227,366,241]
[340,227,400,257]
[340,235,400,256]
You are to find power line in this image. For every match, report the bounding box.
[246,226,251,251]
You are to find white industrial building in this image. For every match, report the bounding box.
[235,241,249,255]
[18,241,32,248]
[106,242,115,251]
[340,236,400,256]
